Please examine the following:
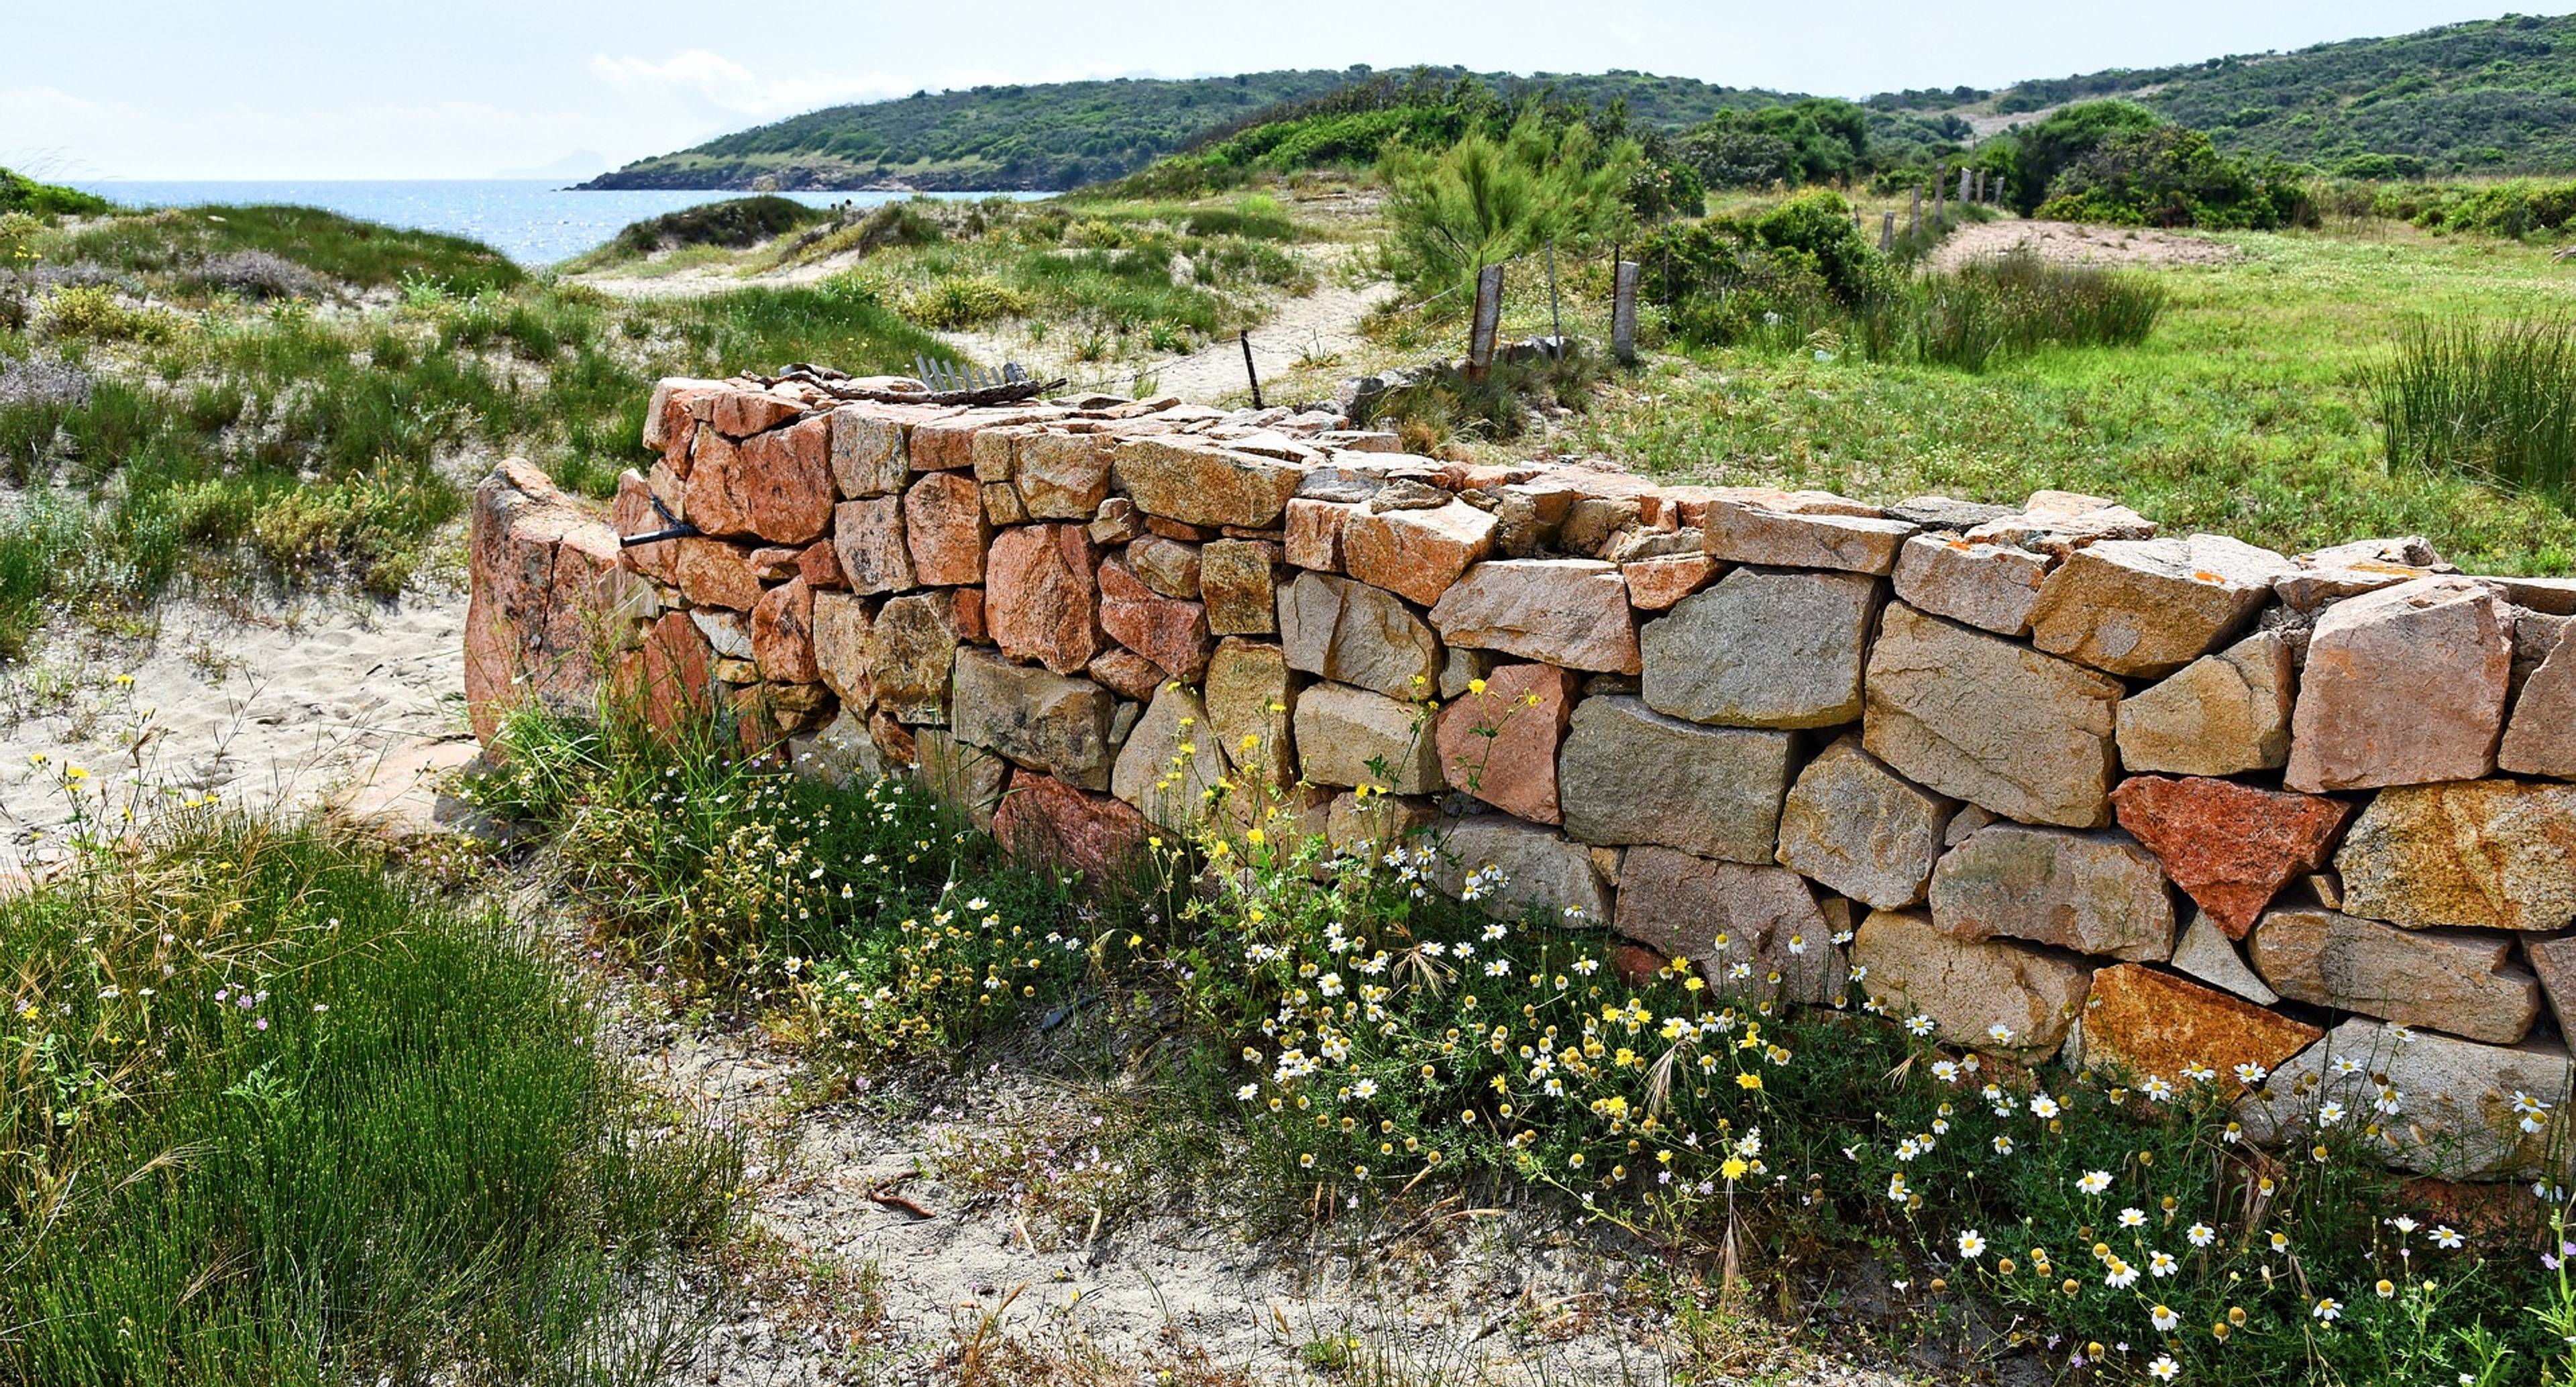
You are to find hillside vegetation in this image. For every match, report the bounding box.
[1964,11,2576,176]
[590,13,2576,194]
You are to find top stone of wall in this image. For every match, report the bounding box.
[465,372,2576,1182]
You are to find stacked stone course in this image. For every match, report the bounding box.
[468,372,2576,1182]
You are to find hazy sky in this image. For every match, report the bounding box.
[11,1,2570,180]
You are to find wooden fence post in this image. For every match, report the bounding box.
[1611,260,1639,367]
[1880,211,1895,251]
[1467,263,1504,378]
[1958,166,1972,205]
[1909,186,1922,237]
[1544,240,1562,348]
[1933,172,1945,231]
[1238,331,1262,409]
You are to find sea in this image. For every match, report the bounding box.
[66,180,1050,266]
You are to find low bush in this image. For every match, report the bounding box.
[2033,125,2313,231]
[2359,178,2576,239]
[0,166,110,217]
[610,195,831,259]
[1890,250,2168,370]
[185,248,317,300]
[0,818,743,1386]
[2379,313,2576,504]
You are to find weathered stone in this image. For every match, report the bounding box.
[828,405,911,498]
[907,416,989,472]
[1343,500,1497,606]
[729,415,835,545]
[833,496,914,596]
[634,609,714,736]
[1929,822,2178,962]
[867,592,961,724]
[1277,571,1443,699]
[2109,775,2351,939]
[1641,567,1881,729]
[1560,496,1642,557]
[1558,695,1795,864]
[2026,535,2293,677]
[1615,846,1840,1002]
[868,706,916,765]
[713,388,804,438]
[1128,536,1202,597]
[750,577,820,684]
[1889,495,2013,531]
[1087,497,1143,546]
[798,538,844,590]
[681,431,753,537]
[2236,1018,2573,1178]
[985,524,1101,675]
[1200,539,1279,635]
[950,648,1118,789]
[811,591,873,709]
[1099,557,1213,682]
[1438,647,1495,700]
[1704,500,1917,575]
[953,586,986,643]
[1774,735,1955,909]
[1112,437,1303,528]
[672,537,763,611]
[1086,647,1164,702]
[993,770,1152,885]
[2501,621,2576,779]
[2334,779,2576,933]
[981,481,1028,526]
[2286,577,2512,792]
[612,469,676,584]
[2275,536,2447,611]
[915,726,1006,826]
[1427,559,1640,674]
[2528,934,2576,1045]
[969,423,1026,483]
[2249,905,2541,1043]
[643,378,724,451]
[1204,639,1297,787]
[1862,603,2123,828]
[2170,909,2280,1005]
[1293,681,1438,793]
[1621,554,1721,612]
[2072,964,2323,1096]
[2116,630,2297,777]
[1964,490,2157,555]
[689,609,753,660]
[1432,816,1615,926]
[1017,431,1116,518]
[1892,534,2052,636]
[1285,498,1353,571]
[902,471,989,586]
[797,708,890,788]
[1851,908,2093,1060]
[1111,683,1231,831]
[1434,663,1576,824]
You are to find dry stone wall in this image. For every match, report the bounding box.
[466,372,2576,1182]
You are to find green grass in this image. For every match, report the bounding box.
[2380,313,2576,503]
[1565,224,2576,574]
[0,818,743,1386]
[60,205,523,296]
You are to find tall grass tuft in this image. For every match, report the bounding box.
[0,818,744,1386]
[2379,313,2576,504]
[1892,249,2167,370]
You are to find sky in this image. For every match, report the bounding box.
[9,0,2571,181]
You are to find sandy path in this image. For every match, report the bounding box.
[553,916,1923,1387]
[1926,219,2241,273]
[1,578,474,869]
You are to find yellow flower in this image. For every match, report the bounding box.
[1246,827,1265,846]
[1721,1156,1750,1182]
[1468,677,1488,696]
[1735,1072,1763,1091]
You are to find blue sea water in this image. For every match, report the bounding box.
[66,180,1048,266]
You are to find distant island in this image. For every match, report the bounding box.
[580,13,2576,192]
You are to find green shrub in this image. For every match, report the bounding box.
[611,195,830,258]
[0,822,743,1386]
[2379,313,2576,504]
[2000,100,2166,215]
[0,166,111,217]
[2033,125,2313,230]
[1377,115,1643,299]
[38,284,180,343]
[1892,249,2169,370]
[897,274,1032,329]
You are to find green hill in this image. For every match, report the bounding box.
[584,13,2576,195]
[1959,11,2576,176]
[580,66,1799,192]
